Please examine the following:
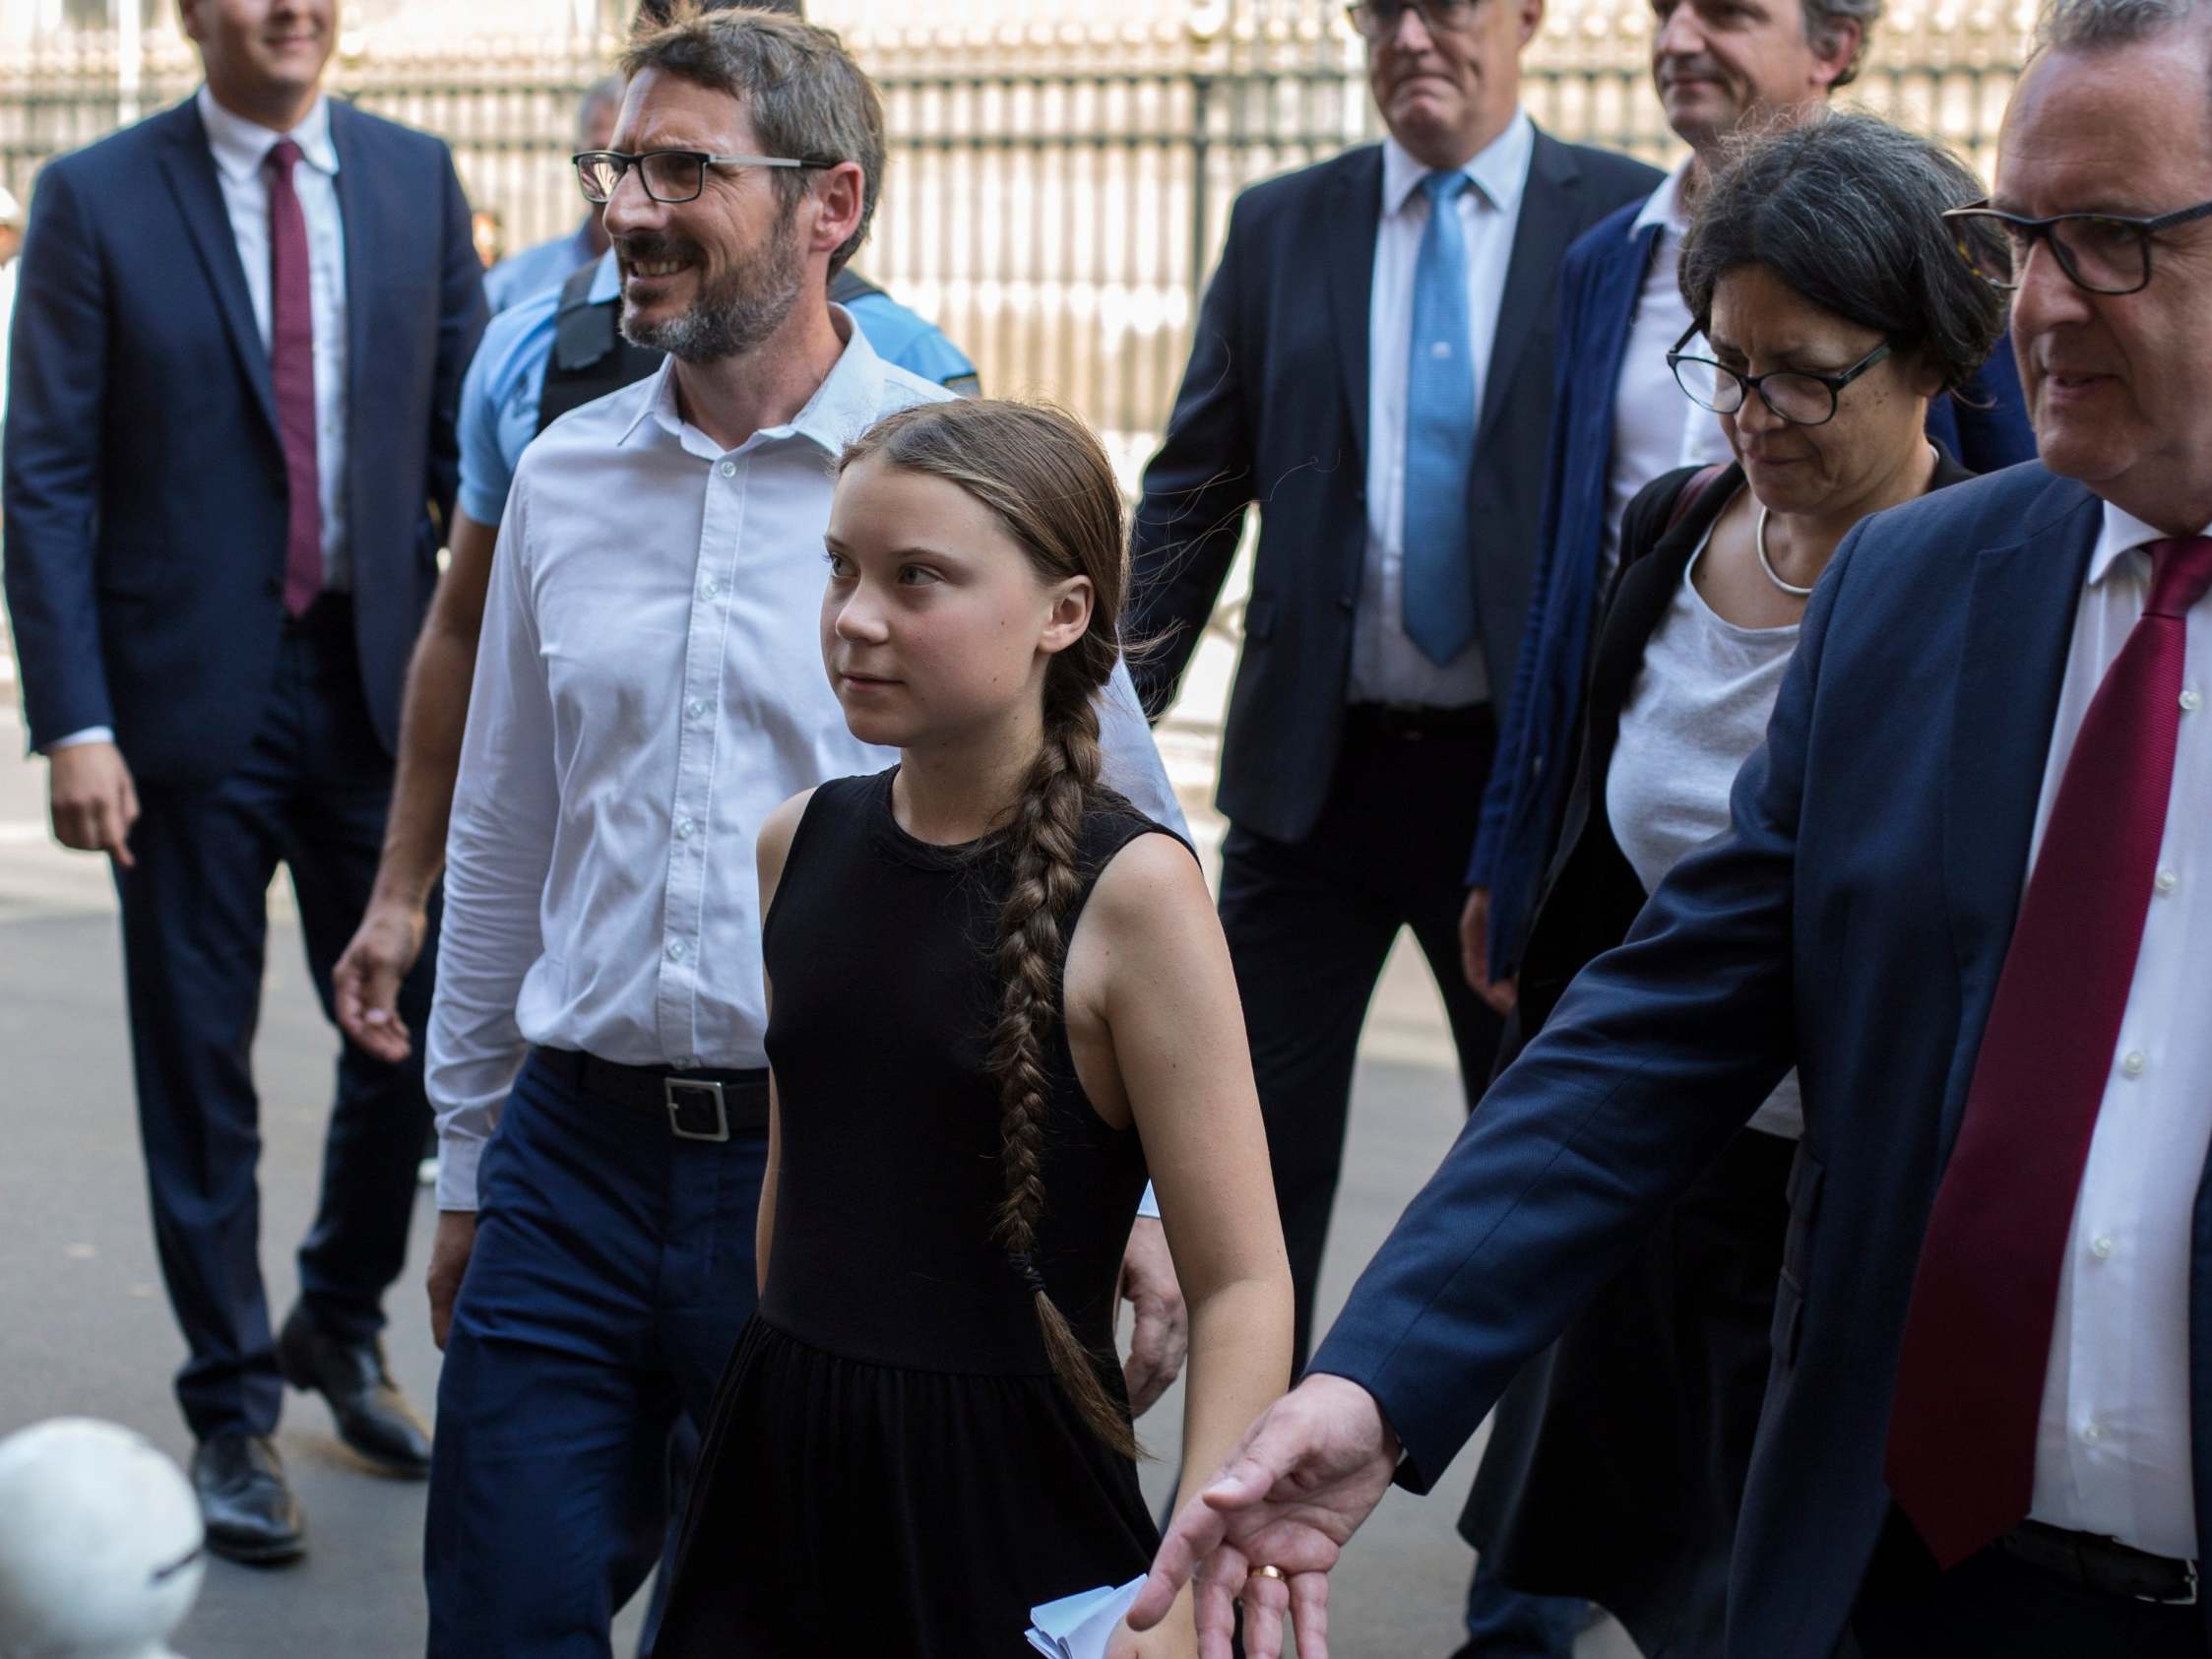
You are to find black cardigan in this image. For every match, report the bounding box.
[1506,446,1978,1053]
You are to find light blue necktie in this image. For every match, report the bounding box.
[1401,169,1481,667]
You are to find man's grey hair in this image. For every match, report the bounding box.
[2038,0,2205,50]
[576,75,623,148]
[1802,0,1883,89]
[621,3,882,277]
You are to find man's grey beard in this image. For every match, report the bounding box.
[618,223,808,365]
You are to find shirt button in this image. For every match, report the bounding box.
[2182,687,2203,713]
[2155,868,2179,896]
[676,1055,697,1071]
[675,816,696,840]
[718,461,736,479]
[701,579,721,599]
[2080,1421,2104,1445]
[2090,1235,2116,1261]
[665,939,687,963]
[2122,1050,2147,1078]
[686,698,709,720]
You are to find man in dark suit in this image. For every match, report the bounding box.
[1127,0,1661,1373]
[1132,7,2212,1656]
[1460,0,2037,1022]
[1448,5,2036,1649]
[2,0,485,1563]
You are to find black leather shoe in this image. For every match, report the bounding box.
[191,1434,305,1565]
[276,1302,433,1478]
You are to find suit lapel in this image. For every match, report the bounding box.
[329,101,370,534]
[1938,476,2102,1140]
[1476,129,1577,447]
[1326,150,1380,470]
[156,99,279,440]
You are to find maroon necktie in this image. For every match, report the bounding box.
[267,138,322,618]
[1885,534,2212,1568]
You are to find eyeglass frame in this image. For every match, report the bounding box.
[571,149,844,206]
[1343,0,1478,41]
[1939,198,2212,296]
[1665,323,1894,428]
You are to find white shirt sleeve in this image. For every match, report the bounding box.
[426,487,561,1211]
[44,727,116,750]
[1096,657,1190,841]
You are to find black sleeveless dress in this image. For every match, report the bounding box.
[655,768,1181,1657]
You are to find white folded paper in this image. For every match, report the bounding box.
[1024,1574,1147,1658]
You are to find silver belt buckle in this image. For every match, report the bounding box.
[664,1077,729,1143]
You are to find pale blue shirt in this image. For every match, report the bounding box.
[430,319,1183,1209]
[483,220,598,314]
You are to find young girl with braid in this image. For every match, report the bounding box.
[653,399,1294,1657]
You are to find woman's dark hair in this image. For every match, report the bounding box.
[838,399,1139,1458]
[1677,112,2007,399]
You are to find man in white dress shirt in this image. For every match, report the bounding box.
[1131,4,2212,1656]
[420,13,1184,1654]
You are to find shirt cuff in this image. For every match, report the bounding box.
[45,727,115,751]
[433,1127,486,1212]
[1136,1182,1160,1220]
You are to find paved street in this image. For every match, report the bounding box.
[0,691,1638,1658]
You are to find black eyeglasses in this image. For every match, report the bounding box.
[571,149,842,206]
[1666,324,1892,427]
[1344,0,1480,40]
[1941,198,2212,295]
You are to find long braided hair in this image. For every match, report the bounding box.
[839,399,1138,1456]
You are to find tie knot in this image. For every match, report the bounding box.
[266,137,302,179]
[2146,535,2212,619]
[1422,169,1473,208]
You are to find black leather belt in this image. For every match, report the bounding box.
[1345,701,1495,742]
[1997,1520,2199,1606]
[533,1047,770,1143]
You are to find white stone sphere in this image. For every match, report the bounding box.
[0,1419,202,1659]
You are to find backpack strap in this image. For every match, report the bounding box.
[1665,462,1733,537]
[829,267,887,307]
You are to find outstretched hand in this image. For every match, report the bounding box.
[1125,1373,1401,1659]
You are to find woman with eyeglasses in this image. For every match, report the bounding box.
[1456,112,2008,1659]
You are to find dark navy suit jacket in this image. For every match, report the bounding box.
[1311,463,2212,1658]
[1468,196,2036,976]
[3,96,486,785]
[1127,134,1662,845]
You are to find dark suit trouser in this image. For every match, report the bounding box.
[1217,712,1505,1368]
[424,1053,766,1659]
[1851,1510,2206,1658]
[114,608,433,1440]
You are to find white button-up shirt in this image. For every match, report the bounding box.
[195,84,350,592]
[1601,159,1733,585]
[1352,115,1534,709]
[428,317,1185,1211]
[2028,501,2212,1560]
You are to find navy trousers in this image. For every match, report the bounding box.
[114,609,434,1440]
[424,1052,767,1659]
[1216,712,1506,1369]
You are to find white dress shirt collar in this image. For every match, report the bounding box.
[619,304,880,462]
[195,84,339,183]
[2089,499,2212,588]
[1380,109,1535,222]
[1630,155,1698,239]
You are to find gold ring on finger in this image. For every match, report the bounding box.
[1249,1564,1288,1584]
